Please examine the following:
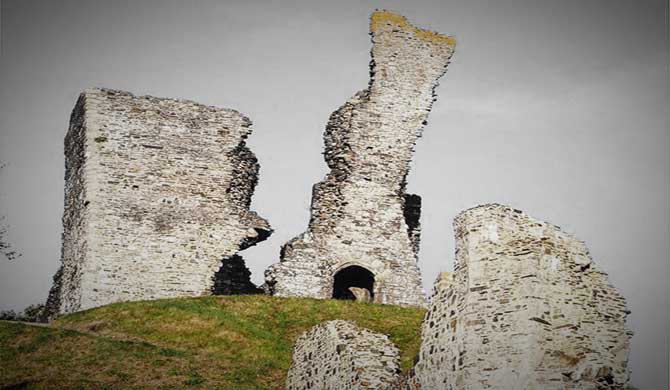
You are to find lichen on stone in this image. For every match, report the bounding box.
[370,10,457,47]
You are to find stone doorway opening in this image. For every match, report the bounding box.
[332,265,374,301]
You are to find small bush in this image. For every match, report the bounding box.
[0,304,45,323]
[21,304,45,322]
[0,310,18,320]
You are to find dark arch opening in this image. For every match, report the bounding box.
[332,265,374,300]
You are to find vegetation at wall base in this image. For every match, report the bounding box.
[0,295,424,390]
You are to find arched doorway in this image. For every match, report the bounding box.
[332,265,374,301]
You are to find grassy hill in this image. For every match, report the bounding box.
[0,295,425,389]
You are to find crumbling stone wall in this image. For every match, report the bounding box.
[265,11,455,306]
[411,204,631,390]
[44,88,271,319]
[286,320,401,390]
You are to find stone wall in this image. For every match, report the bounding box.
[411,204,631,389]
[44,88,271,319]
[264,11,456,306]
[286,320,401,390]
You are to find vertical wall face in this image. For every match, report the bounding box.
[264,11,455,306]
[44,88,271,318]
[286,320,401,390]
[52,96,90,316]
[413,204,631,390]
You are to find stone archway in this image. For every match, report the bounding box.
[332,265,375,301]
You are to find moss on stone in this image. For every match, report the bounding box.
[370,10,456,47]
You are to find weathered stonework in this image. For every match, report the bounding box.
[43,88,271,319]
[411,204,632,390]
[264,11,455,306]
[286,320,401,390]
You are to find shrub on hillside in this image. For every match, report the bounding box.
[0,303,45,322]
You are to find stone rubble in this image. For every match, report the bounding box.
[348,287,372,303]
[286,320,402,390]
[265,10,456,307]
[43,88,271,320]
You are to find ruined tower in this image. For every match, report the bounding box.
[264,11,455,306]
[411,204,631,389]
[43,88,271,319]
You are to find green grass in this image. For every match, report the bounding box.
[0,295,424,389]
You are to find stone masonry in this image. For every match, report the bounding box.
[43,88,271,319]
[286,320,401,390]
[264,11,455,306]
[410,204,632,390]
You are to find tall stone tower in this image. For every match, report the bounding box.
[264,11,456,306]
[412,204,631,389]
[43,88,271,319]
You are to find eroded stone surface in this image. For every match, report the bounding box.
[349,287,372,303]
[43,88,271,319]
[286,320,401,390]
[411,204,632,390]
[264,10,455,307]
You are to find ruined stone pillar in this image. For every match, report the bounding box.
[43,88,271,319]
[264,11,456,306]
[412,204,632,389]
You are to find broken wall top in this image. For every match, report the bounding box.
[77,87,270,237]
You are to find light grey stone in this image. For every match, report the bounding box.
[286,320,401,390]
[265,10,456,307]
[43,88,271,319]
[348,287,372,303]
[409,204,632,390]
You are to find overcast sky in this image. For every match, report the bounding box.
[0,0,667,388]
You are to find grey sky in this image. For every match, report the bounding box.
[0,0,667,388]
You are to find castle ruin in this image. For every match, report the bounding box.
[264,11,456,307]
[410,204,631,389]
[36,11,634,389]
[43,88,271,319]
[286,204,632,389]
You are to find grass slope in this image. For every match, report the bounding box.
[0,295,424,389]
